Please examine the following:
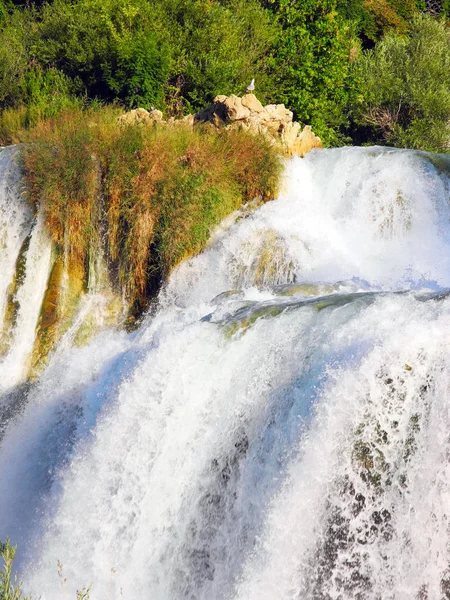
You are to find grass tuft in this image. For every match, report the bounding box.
[21,106,283,319]
[0,539,91,600]
[0,539,31,600]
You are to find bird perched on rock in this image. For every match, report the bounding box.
[246,79,255,93]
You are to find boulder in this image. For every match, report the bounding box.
[289,125,323,157]
[280,121,301,149]
[223,95,251,121]
[241,94,265,113]
[195,95,322,156]
[264,104,293,123]
[149,109,163,122]
[117,108,163,126]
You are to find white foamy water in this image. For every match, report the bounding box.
[0,146,450,600]
[0,211,53,391]
[0,146,33,326]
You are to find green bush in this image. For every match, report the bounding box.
[0,0,275,114]
[0,1,7,25]
[336,0,421,43]
[353,14,450,151]
[31,0,170,107]
[0,12,29,107]
[263,0,361,146]
[159,0,276,113]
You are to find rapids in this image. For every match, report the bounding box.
[1,145,450,599]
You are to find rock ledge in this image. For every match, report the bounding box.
[118,95,322,157]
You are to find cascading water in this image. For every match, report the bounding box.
[0,147,33,331]
[0,211,53,391]
[1,146,450,600]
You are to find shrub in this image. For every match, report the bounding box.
[353,14,450,151]
[160,0,276,113]
[263,0,361,146]
[0,13,29,108]
[31,0,170,108]
[1,0,275,114]
[337,0,420,43]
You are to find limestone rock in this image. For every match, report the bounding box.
[117,108,163,126]
[195,94,320,156]
[265,104,293,123]
[289,125,323,157]
[241,94,264,113]
[149,109,163,122]
[117,95,322,158]
[223,95,251,121]
[264,120,283,136]
[280,121,301,149]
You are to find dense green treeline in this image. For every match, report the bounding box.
[0,0,449,150]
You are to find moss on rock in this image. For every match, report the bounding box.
[0,234,31,357]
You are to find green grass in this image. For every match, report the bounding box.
[20,106,282,319]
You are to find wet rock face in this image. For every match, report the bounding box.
[194,94,323,157]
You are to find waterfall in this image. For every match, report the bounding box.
[0,211,53,391]
[0,146,450,600]
[0,147,33,331]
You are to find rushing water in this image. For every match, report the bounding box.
[1,146,450,599]
[0,147,33,334]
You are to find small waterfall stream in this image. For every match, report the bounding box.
[0,147,33,331]
[0,146,450,599]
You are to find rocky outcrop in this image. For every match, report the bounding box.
[194,94,322,157]
[117,107,164,126]
[118,95,322,158]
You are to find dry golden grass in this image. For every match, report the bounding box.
[22,106,282,317]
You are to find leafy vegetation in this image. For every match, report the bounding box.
[263,0,361,146]
[0,0,448,150]
[354,15,450,151]
[21,107,282,316]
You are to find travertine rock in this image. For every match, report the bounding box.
[195,94,322,156]
[289,125,323,157]
[118,96,322,157]
[117,108,163,126]
[241,94,265,113]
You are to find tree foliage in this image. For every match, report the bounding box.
[337,0,420,43]
[30,0,170,107]
[263,0,361,145]
[0,0,449,150]
[0,0,275,114]
[354,15,450,152]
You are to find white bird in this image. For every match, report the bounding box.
[246,79,255,93]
